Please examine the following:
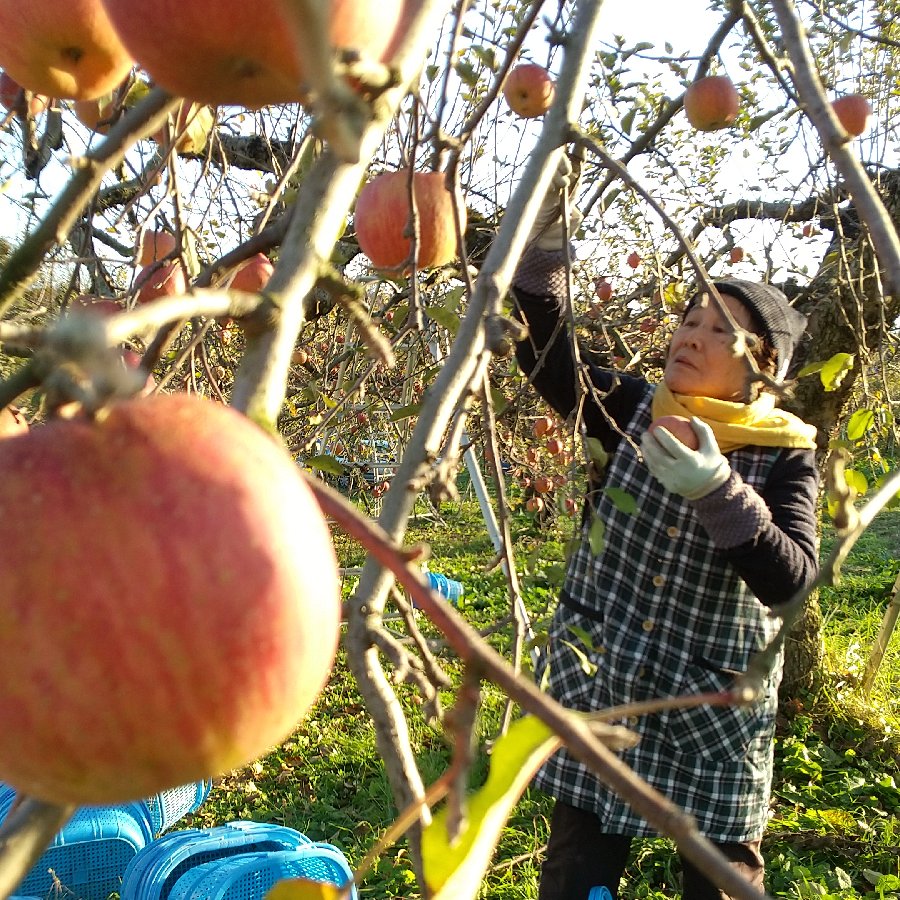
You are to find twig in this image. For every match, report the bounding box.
[0,798,75,898]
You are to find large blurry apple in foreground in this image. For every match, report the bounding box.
[98,0,406,108]
[0,393,341,804]
[0,0,133,100]
[503,64,555,119]
[355,169,466,271]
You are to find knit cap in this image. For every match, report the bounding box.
[689,279,808,380]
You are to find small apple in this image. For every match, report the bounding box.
[594,278,613,302]
[525,496,544,513]
[222,253,274,293]
[503,63,556,119]
[546,437,564,456]
[69,294,123,317]
[564,497,578,516]
[627,251,642,269]
[683,75,740,131]
[0,71,48,117]
[532,416,555,438]
[534,475,553,494]
[134,261,188,304]
[729,246,745,264]
[552,473,567,488]
[639,317,657,334]
[802,223,815,238]
[831,93,872,138]
[648,415,699,450]
[291,348,309,366]
[138,230,179,266]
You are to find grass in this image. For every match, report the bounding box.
[182,485,900,900]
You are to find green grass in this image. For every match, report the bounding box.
[182,489,900,900]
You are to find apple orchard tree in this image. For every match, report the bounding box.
[1,0,900,896]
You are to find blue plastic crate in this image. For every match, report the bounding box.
[2,804,151,900]
[137,781,212,835]
[0,780,208,900]
[121,821,310,900]
[165,846,356,900]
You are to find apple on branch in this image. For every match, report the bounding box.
[354,169,466,271]
[503,63,556,119]
[683,75,740,131]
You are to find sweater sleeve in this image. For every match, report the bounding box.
[512,246,646,452]
[690,448,820,608]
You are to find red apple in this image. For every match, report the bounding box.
[627,250,642,269]
[546,437,564,456]
[729,246,745,264]
[831,93,872,138]
[594,278,613,302]
[534,475,553,494]
[291,348,308,366]
[69,294,124,317]
[355,169,466,271]
[648,415,699,450]
[0,71,48,117]
[221,253,274,293]
[0,0,133,100]
[0,406,28,437]
[138,230,179,266]
[525,496,544,513]
[0,393,340,804]
[503,63,555,119]
[134,261,188,304]
[564,497,578,516]
[532,416,554,438]
[97,0,406,109]
[683,75,740,131]
[801,223,815,238]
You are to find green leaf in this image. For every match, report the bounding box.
[844,468,868,497]
[796,359,826,378]
[560,640,597,677]
[426,304,460,335]
[846,408,875,441]
[604,486,637,515]
[421,716,562,899]
[819,352,855,392]
[588,516,605,554]
[303,454,346,476]
[389,403,421,422]
[585,437,609,470]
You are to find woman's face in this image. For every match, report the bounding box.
[664,293,759,401]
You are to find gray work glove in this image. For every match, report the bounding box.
[640,417,731,500]
[527,154,584,251]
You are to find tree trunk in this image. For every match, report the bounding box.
[778,168,900,697]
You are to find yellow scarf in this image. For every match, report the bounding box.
[651,383,818,453]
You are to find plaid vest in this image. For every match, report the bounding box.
[533,386,783,841]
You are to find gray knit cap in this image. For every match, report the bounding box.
[689,279,808,380]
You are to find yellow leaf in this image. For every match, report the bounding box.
[265,877,348,900]
[422,716,561,899]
